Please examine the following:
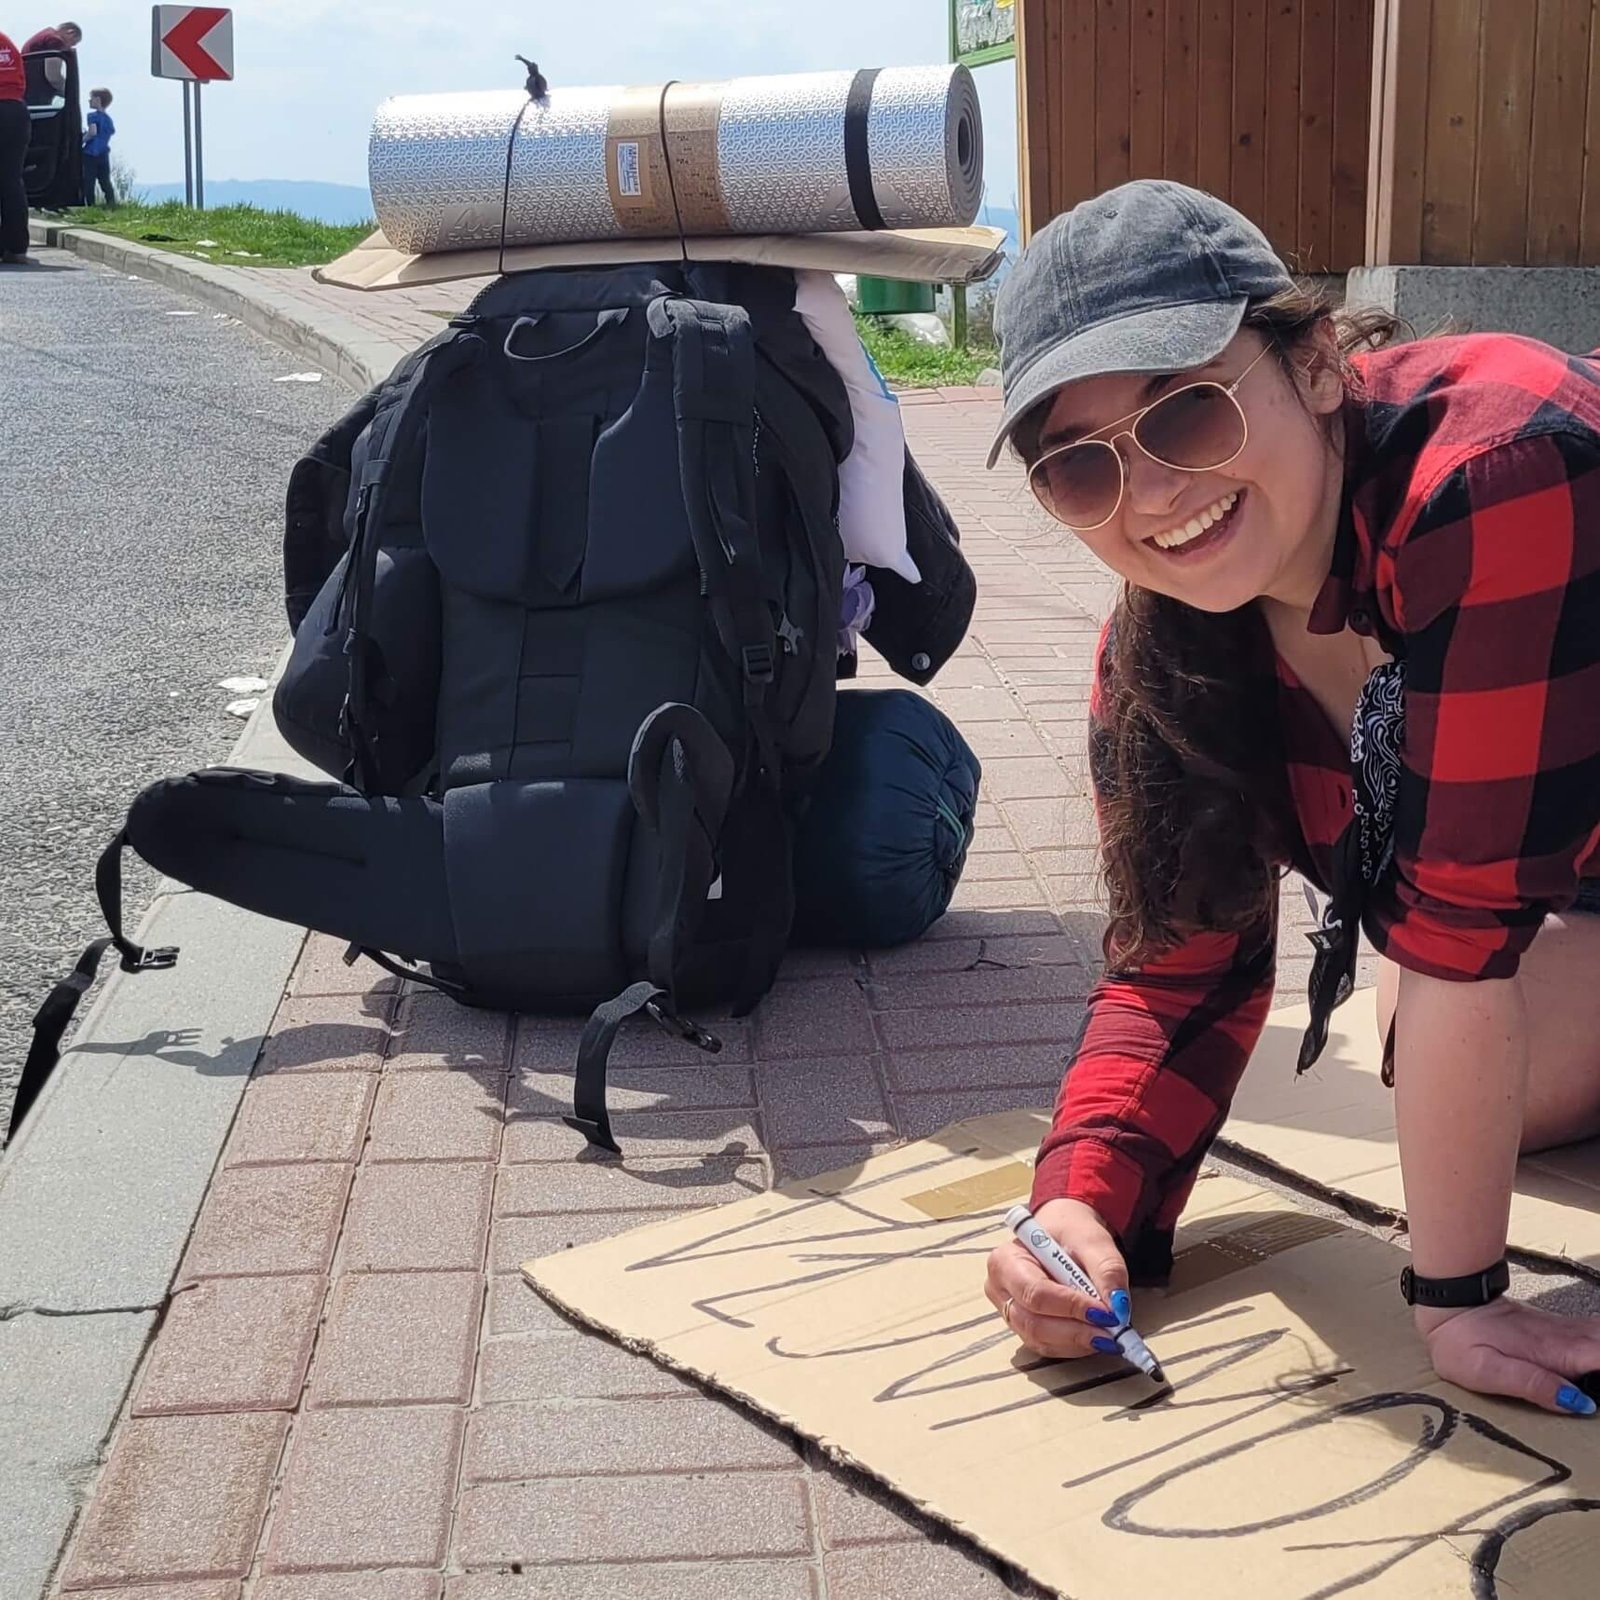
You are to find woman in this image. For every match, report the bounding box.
[982,179,1600,1417]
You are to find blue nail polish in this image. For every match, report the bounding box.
[1110,1290,1132,1324]
[1557,1385,1597,1416]
[1091,1336,1120,1356]
[1085,1307,1119,1328]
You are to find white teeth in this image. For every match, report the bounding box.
[1151,491,1238,550]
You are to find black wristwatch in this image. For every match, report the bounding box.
[1399,1259,1510,1308]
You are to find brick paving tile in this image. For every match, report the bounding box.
[753,1056,893,1147]
[339,1161,494,1272]
[222,1071,375,1166]
[886,1041,1070,1094]
[960,850,1037,883]
[928,686,1028,722]
[386,990,512,1071]
[891,1089,1054,1140]
[464,1394,798,1480]
[947,870,1049,908]
[487,1273,575,1336]
[490,1208,666,1273]
[822,1542,1028,1599]
[309,1271,482,1406]
[494,1152,766,1215]
[774,945,865,981]
[265,1407,462,1572]
[769,1142,890,1183]
[64,1584,240,1600]
[453,1473,812,1566]
[870,965,1090,1011]
[254,1576,443,1600]
[291,933,400,999]
[442,1561,817,1599]
[812,1459,948,1546]
[508,1064,754,1120]
[180,1164,352,1282]
[1027,846,1102,877]
[60,1413,286,1589]
[920,909,1061,941]
[958,720,1052,760]
[753,976,876,1059]
[965,823,1023,855]
[876,1002,1085,1052]
[998,797,1098,851]
[864,931,1083,976]
[477,1333,697,1403]
[502,1109,763,1164]
[134,1276,324,1415]
[365,1068,506,1162]
[255,996,390,1074]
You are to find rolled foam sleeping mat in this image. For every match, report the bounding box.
[369,65,983,255]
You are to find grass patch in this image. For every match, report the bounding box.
[855,313,999,390]
[59,200,372,268]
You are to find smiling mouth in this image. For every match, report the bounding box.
[1143,489,1243,560]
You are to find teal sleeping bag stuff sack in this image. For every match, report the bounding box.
[791,687,980,948]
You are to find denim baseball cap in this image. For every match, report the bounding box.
[986,180,1296,468]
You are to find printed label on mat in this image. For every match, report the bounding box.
[615,141,642,197]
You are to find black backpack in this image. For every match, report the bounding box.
[18,261,974,1153]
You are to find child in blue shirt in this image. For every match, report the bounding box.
[82,87,114,207]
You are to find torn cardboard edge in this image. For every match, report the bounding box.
[315,223,1009,293]
[1236,986,1600,1276]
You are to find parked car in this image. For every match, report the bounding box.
[22,43,81,210]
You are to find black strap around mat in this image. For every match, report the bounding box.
[844,68,885,231]
[9,831,178,1149]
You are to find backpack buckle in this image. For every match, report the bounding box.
[127,946,179,973]
[644,997,723,1056]
[741,643,775,684]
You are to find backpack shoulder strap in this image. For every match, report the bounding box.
[340,323,484,791]
[646,294,784,783]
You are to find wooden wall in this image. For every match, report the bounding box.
[1369,0,1600,266]
[1016,0,1375,272]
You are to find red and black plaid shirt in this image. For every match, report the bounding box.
[1033,333,1600,1266]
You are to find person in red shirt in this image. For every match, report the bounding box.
[982,179,1600,1419]
[22,18,79,99]
[0,29,30,262]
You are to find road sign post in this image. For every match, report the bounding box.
[151,7,233,211]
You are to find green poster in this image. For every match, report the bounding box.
[951,0,1016,68]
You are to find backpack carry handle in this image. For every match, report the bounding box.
[503,307,627,363]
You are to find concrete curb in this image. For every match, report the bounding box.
[27,217,411,390]
[7,215,407,1600]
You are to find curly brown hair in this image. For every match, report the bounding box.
[1012,284,1408,967]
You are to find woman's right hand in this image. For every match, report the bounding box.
[984,1197,1132,1357]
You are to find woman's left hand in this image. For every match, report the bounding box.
[1419,1297,1600,1415]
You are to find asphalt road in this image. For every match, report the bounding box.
[0,248,351,1132]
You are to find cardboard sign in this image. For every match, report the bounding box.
[525,1113,1600,1599]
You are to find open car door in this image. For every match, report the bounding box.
[22,44,81,209]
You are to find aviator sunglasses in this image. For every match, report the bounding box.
[1026,343,1273,531]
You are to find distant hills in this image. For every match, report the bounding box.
[139,178,375,225]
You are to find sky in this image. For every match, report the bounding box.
[54,1,1018,214]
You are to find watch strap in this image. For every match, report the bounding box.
[1399,1259,1510,1308]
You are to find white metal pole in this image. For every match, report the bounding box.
[182,80,193,206]
[194,81,205,210]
